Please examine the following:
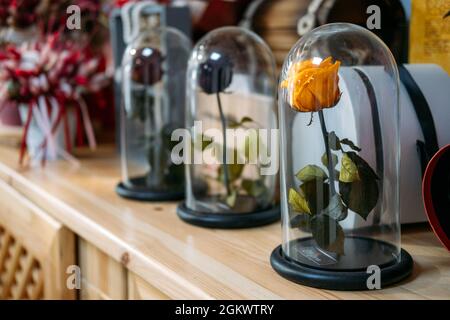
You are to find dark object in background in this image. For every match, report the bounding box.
[6,0,41,28]
[423,145,450,252]
[243,0,408,68]
[0,0,10,27]
[192,0,253,40]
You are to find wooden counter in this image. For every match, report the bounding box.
[0,145,449,300]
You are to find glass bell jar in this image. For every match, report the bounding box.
[176,26,280,228]
[116,25,191,201]
[271,23,413,290]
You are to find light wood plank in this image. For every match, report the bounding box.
[44,227,76,299]
[78,238,127,300]
[128,272,169,300]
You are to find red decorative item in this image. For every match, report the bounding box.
[423,144,450,252]
[0,33,108,165]
[115,0,136,7]
[0,0,12,27]
[8,0,41,28]
[114,0,170,8]
[193,0,253,39]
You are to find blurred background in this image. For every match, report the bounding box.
[0,0,447,147]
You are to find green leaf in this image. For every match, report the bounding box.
[201,134,213,151]
[217,146,246,183]
[165,163,185,184]
[340,138,362,152]
[129,91,154,121]
[242,179,268,198]
[288,188,311,215]
[339,152,379,220]
[240,116,254,124]
[328,131,341,151]
[244,129,265,161]
[226,189,237,207]
[339,153,360,183]
[311,215,345,255]
[162,123,183,150]
[290,214,312,231]
[321,152,338,168]
[351,152,379,180]
[321,194,347,221]
[228,116,254,128]
[218,163,245,183]
[296,165,328,182]
[300,180,330,215]
[192,133,214,151]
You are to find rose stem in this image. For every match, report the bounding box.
[318,110,336,196]
[145,64,162,187]
[216,92,231,196]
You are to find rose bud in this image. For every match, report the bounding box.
[131,47,164,85]
[198,52,233,94]
[281,57,341,112]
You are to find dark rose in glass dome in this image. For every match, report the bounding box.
[198,52,233,94]
[131,47,164,85]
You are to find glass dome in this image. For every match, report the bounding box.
[116,26,191,201]
[177,26,280,228]
[272,23,413,290]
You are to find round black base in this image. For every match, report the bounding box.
[116,182,184,202]
[270,238,413,291]
[176,202,280,229]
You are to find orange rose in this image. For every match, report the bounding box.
[281,57,341,112]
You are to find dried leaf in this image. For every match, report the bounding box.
[288,188,311,215]
[339,153,360,183]
[296,165,328,182]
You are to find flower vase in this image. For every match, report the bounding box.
[271,23,413,290]
[2,26,38,45]
[0,104,21,126]
[176,27,280,228]
[18,104,76,163]
[116,25,191,201]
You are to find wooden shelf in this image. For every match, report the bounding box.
[0,145,449,299]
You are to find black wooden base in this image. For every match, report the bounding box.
[270,237,413,291]
[176,202,280,229]
[116,181,184,202]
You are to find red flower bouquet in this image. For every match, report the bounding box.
[0,33,108,165]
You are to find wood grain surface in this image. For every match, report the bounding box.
[0,145,448,300]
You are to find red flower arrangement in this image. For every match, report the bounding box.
[114,0,171,8]
[0,0,11,27]
[0,0,41,29]
[0,33,109,165]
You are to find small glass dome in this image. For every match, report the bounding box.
[177,27,280,228]
[272,23,413,290]
[116,26,191,201]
